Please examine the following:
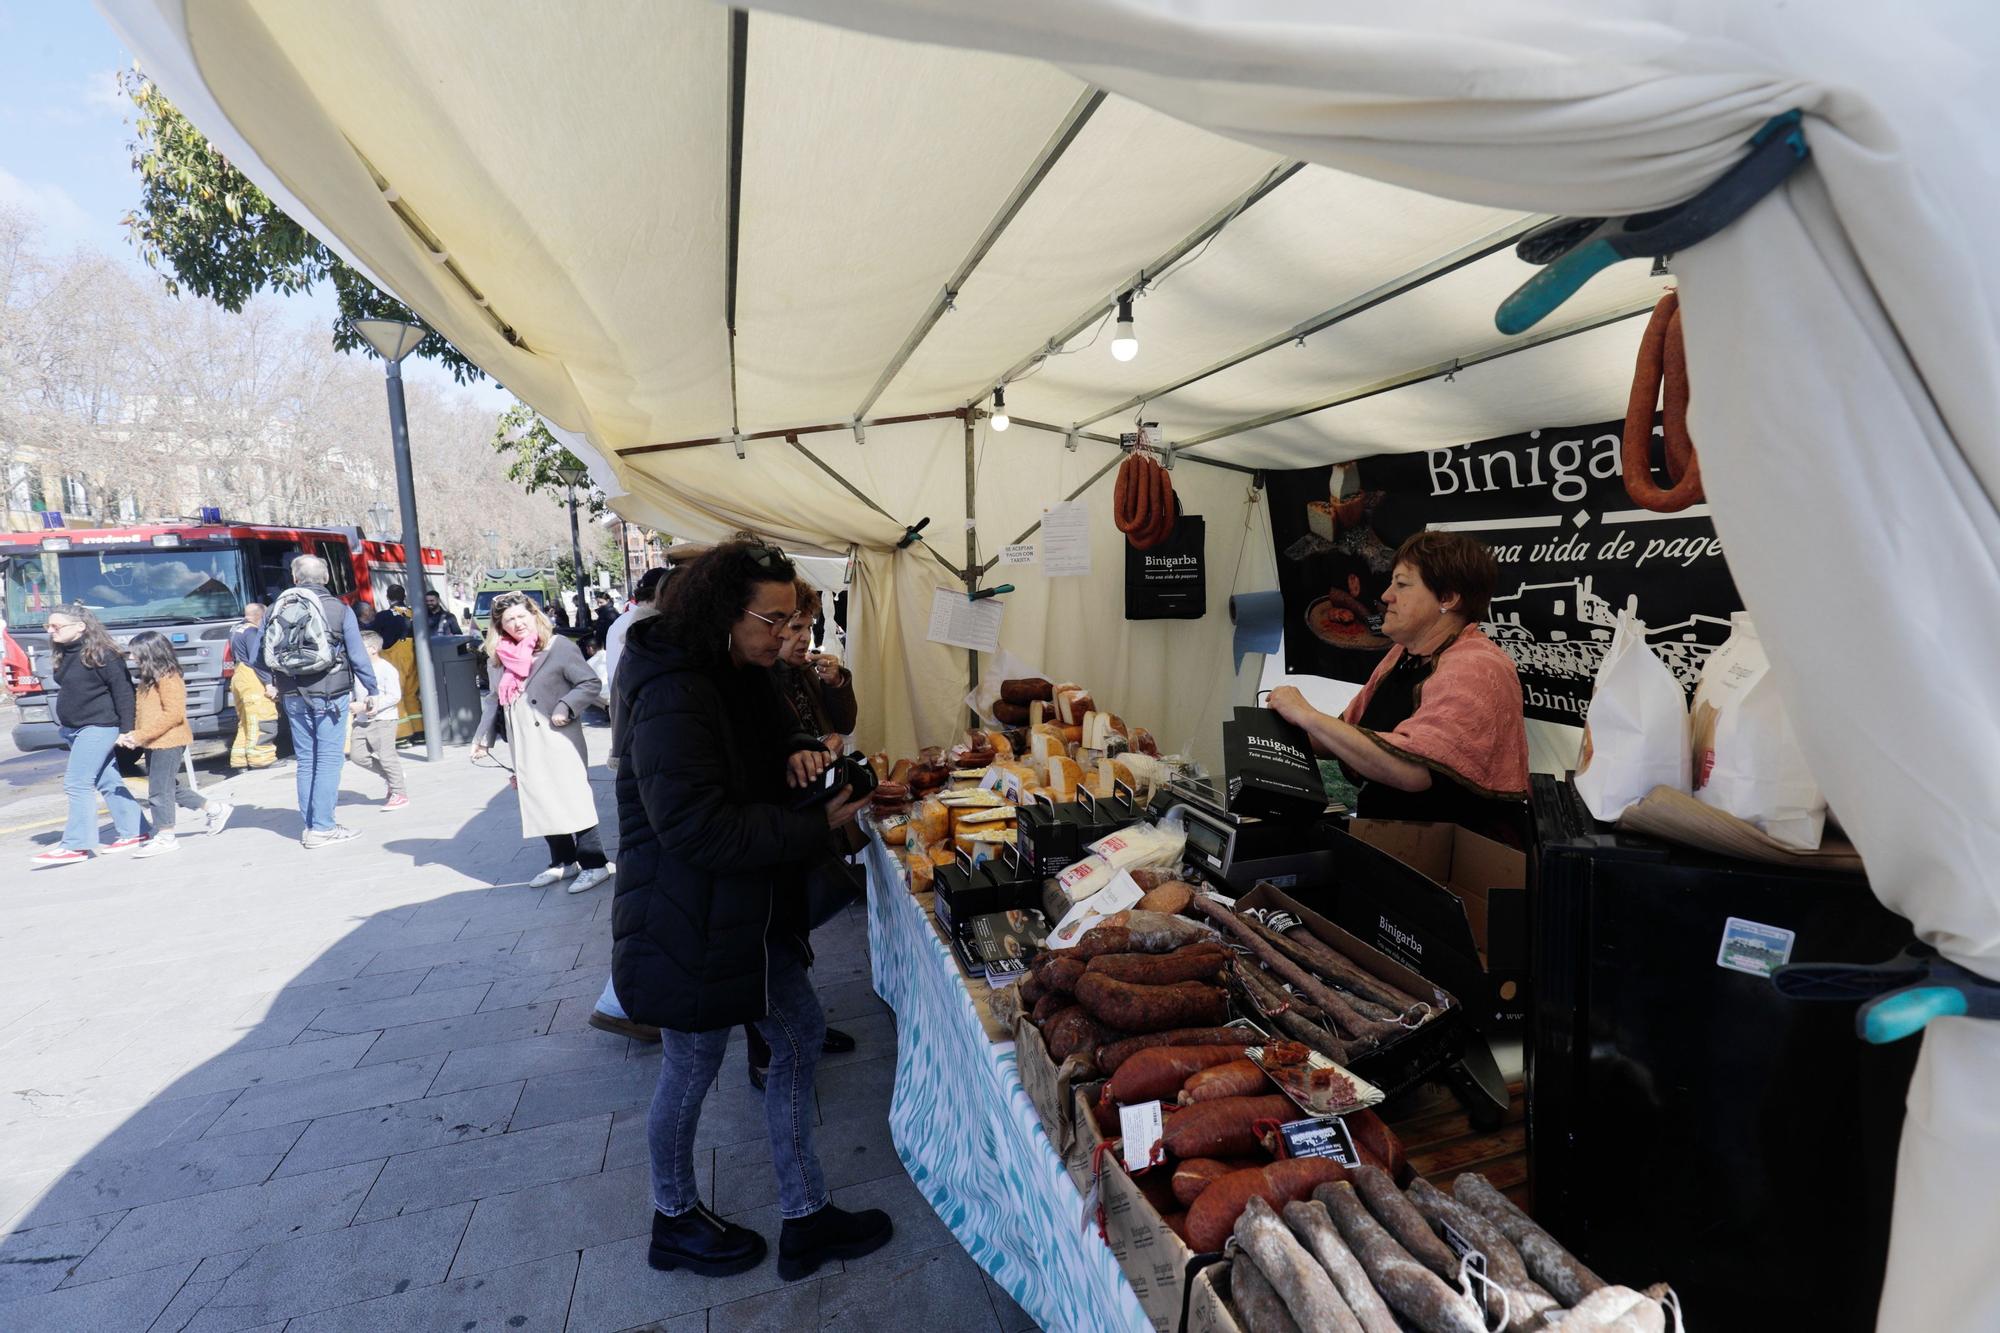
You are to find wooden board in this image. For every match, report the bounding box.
[1385,1077,1532,1211]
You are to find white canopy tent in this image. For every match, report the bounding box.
[100,2,1999,1326]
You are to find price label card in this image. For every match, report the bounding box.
[979,765,1026,802]
[1278,1116,1360,1167]
[1119,1100,1166,1174]
[1438,1219,1487,1276]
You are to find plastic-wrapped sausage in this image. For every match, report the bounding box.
[1096,1027,1258,1074]
[1106,1044,1249,1104]
[1162,1095,1296,1160]
[1179,1059,1274,1104]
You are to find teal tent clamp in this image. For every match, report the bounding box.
[1495,109,1809,335]
[968,584,1013,602]
[1771,943,2000,1045]
[896,517,931,549]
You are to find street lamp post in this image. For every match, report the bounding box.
[366,501,393,542]
[553,459,590,632]
[350,318,443,762]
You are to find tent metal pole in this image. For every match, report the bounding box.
[784,436,966,583]
[963,414,982,721]
[978,160,1306,401]
[1072,214,1553,430]
[723,8,749,435]
[617,408,969,457]
[1008,417,1258,476]
[853,88,1108,424]
[1175,299,1655,455]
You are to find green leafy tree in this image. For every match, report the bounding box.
[119,69,483,382]
[492,401,607,518]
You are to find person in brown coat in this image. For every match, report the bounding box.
[120,631,234,858]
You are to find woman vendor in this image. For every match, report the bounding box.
[1268,531,1529,845]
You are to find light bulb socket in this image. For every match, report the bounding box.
[990,386,1009,430]
[1111,291,1138,362]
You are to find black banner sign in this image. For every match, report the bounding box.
[1124,515,1206,620]
[1266,417,1742,725]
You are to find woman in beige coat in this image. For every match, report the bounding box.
[471,593,611,891]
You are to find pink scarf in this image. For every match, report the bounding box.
[494,635,537,706]
[1340,626,1530,799]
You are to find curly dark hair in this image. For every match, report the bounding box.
[657,539,797,666]
[126,630,183,689]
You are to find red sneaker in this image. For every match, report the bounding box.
[31,848,89,867]
[100,837,146,854]
[382,794,410,811]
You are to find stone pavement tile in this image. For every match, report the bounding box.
[20,1122,306,1228]
[354,1115,611,1223]
[818,1244,1001,1333]
[280,1250,578,1333]
[356,1001,559,1067]
[430,1027,630,1097]
[814,1013,897,1070]
[510,1056,662,1131]
[822,1172,955,1274]
[163,1031,381,1099]
[357,932,524,978]
[447,1163,651,1279]
[304,982,490,1037]
[174,1201,474,1332]
[981,1270,1041,1333]
[564,1198,837,1333]
[712,1112,902,1216]
[811,1057,896,1124]
[229,970,432,1052]
[604,1108,654,1172]
[814,980,890,1027]
[703,1278,821,1333]
[459,898,603,940]
[0,1169,57,1231]
[0,1259,197,1333]
[550,993,617,1034]
[478,972,565,1013]
[513,921,605,955]
[0,1211,127,1302]
[4,1089,241,1178]
[275,1082,524,1177]
[605,1313,704,1333]
[532,963,610,1003]
[415,944,583,993]
[64,1161,381,1286]
[205,1055,446,1137]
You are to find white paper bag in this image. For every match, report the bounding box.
[1574,610,1691,821]
[1690,613,1827,849]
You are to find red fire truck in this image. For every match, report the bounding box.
[1,520,445,754]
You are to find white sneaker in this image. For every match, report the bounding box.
[568,866,612,894]
[528,864,576,889]
[205,802,235,836]
[133,832,181,859]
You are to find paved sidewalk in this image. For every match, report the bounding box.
[0,727,1039,1332]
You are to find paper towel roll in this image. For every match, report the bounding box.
[1229,590,1284,672]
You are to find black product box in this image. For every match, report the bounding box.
[947,908,1049,982]
[934,856,1045,941]
[1017,798,1087,879]
[1232,882,1466,1102]
[1223,705,1328,824]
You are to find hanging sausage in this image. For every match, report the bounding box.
[1620,289,1705,512]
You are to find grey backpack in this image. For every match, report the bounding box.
[263,588,339,676]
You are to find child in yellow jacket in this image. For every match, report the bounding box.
[119,631,233,857]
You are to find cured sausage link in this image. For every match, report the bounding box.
[1316,1182,1485,1333]
[1235,1195,1364,1333]
[1404,1177,1561,1325]
[1620,290,1703,512]
[1454,1170,1607,1308]
[1281,1200,1401,1333]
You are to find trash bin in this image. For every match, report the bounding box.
[428,634,485,746]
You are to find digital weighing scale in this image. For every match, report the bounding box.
[1153,775,1341,894]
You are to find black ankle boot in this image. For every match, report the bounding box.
[649,1202,767,1276]
[777,1202,893,1280]
[821,1026,856,1054]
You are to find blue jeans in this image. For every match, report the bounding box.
[648,946,828,1220]
[59,725,143,851]
[281,693,350,832]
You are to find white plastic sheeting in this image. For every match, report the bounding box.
[93,3,2000,1320]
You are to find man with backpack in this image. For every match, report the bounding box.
[263,554,378,848]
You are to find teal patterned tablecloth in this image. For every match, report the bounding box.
[863,833,1151,1333]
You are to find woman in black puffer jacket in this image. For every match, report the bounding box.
[611,539,889,1283]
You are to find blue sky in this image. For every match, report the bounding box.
[0,3,509,409]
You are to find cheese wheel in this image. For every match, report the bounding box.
[1049,756,1084,802]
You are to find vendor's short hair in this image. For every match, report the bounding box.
[1393,531,1498,623]
[792,579,822,621]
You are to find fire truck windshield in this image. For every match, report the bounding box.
[4,546,252,629]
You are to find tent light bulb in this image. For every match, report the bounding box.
[991,386,1010,432]
[1111,291,1138,362]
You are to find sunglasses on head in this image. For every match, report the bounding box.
[745,542,788,573]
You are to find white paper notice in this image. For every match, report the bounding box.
[999,543,1037,566]
[1119,1100,1166,1174]
[925,588,1004,653]
[1041,502,1092,578]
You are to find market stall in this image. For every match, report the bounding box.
[101,2,1995,1326]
